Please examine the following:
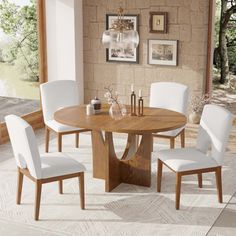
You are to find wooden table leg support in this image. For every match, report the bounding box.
[104,132,121,192]
[91,131,152,192]
[91,131,107,180]
[120,134,152,187]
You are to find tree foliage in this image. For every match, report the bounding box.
[214,0,236,84]
[0,0,38,81]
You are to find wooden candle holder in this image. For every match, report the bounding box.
[131,91,137,116]
[138,97,144,116]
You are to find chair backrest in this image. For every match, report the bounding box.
[149,82,189,114]
[40,80,79,122]
[5,115,42,179]
[196,104,233,165]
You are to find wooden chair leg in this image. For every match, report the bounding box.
[45,127,50,153]
[57,133,62,152]
[176,173,182,210]
[170,137,175,149]
[79,172,85,210]
[157,159,163,192]
[180,129,185,148]
[215,167,223,203]
[59,180,63,194]
[16,168,24,204]
[35,181,42,221]
[198,173,203,188]
[75,133,79,148]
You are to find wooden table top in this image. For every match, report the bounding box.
[54,105,187,134]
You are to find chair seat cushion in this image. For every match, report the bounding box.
[46,119,82,133]
[156,126,184,137]
[41,153,86,179]
[158,147,219,172]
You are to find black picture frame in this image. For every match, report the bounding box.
[106,14,139,64]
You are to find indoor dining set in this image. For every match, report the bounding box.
[5,80,234,220]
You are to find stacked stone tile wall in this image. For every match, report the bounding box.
[83,0,209,108]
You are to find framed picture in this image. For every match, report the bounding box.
[106,14,139,63]
[149,12,168,33]
[148,39,178,66]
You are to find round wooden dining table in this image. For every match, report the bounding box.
[54,105,186,192]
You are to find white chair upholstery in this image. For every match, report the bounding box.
[40,80,88,152]
[5,115,86,220]
[159,147,218,172]
[149,82,189,148]
[157,104,233,209]
[41,153,85,179]
[45,119,80,133]
[40,80,79,124]
[5,115,42,179]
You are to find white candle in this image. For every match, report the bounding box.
[139,89,142,97]
[86,104,94,115]
[131,84,134,92]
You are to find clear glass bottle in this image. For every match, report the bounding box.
[109,101,127,120]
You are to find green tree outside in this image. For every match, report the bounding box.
[214,0,236,85]
[0,0,38,81]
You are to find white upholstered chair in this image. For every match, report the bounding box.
[149,82,189,148]
[40,80,89,152]
[157,104,233,209]
[5,115,86,220]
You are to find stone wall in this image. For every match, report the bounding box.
[83,0,209,107]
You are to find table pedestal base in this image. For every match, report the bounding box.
[91,131,152,192]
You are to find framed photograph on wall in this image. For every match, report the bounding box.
[149,12,168,33]
[148,39,178,66]
[106,14,139,63]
